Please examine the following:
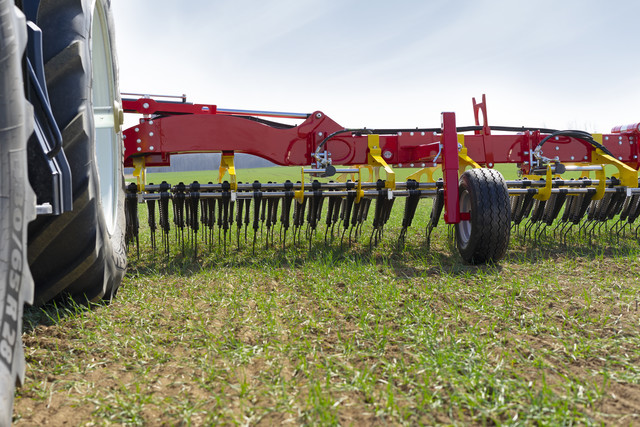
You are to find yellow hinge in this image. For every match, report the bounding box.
[525,164,552,201]
[132,157,146,192]
[457,134,481,173]
[367,134,395,190]
[218,153,237,191]
[407,165,440,182]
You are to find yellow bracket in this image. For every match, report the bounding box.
[457,134,481,173]
[406,135,478,183]
[132,157,147,192]
[367,134,395,190]
[295,167,305,204]
[525,165,552,201]
[358,164,375,182]
[407,165,440,182]
[593,165,606,201]
[218,153,237,191]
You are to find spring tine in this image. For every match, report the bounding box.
[159,182,171,254]
[324,194,337,244]
[173,182,186,254]
[270,196,280,246]
[184,190,191,242]
[553,195,570,239]
[595,193,612,221]
[189,182,201,257]
[370,187,386,248]
[573,191,595,240]
[299,198,308,245]
[562,221,574,245]
[292,193,301,243]
[260,185,268,237]
[426,189,444,246]
[208,196,215,248]
[382,197,395,242]
[308,181,323,232]
[331,196,342,241]
[147,196,157,253]
[510,194,522,222]
[357,197,371,240]
[626,194,640,225]
[265,196,277,248]
[125,183,139,257]
[217,189,224,246]
[265,197,274,248]
[560,194,576,222]
[244,198,251,244]
[199,192,208,244]
[618,193,634,223]
[545,190,568,226]
[607,189,627,221]
[236,197,245,249]
[350,198,363,245]
[252,184,262,255]
[280,183,294,248]
[341,185,356,232]
[399,188,421,248]
[221,182,231,254]
[229,198,235,237]
[612,218,624,243]
[529,199,545,224]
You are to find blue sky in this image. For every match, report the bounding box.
[113,0,640,132]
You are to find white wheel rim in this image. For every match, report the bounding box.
[458,189,472,249]
[91,1,118,235]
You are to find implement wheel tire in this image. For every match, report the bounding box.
[0,3,37,422]
[28,0,126,305]
[456,168,510,264]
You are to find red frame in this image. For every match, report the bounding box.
[122,96,640,223]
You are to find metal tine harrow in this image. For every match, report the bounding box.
[121,94,640,264]
[125,178,446,257]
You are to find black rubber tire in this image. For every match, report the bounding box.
[456,168,511,264]
[27,0,126,305]
[0,3,37,423]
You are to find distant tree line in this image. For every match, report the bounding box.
[125,153,274,174]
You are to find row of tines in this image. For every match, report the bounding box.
[124,177,640,256]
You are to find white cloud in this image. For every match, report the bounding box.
[113,0,640,133]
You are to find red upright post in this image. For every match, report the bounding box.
[441,112,460,224]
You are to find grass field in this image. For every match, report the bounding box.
[14,167,640,425]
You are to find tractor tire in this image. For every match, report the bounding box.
[0,2,37,423]
[28,0,126,305]
[456,168,510,264]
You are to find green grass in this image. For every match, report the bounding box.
[14,166,640,425]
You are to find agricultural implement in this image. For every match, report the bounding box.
[3,0,640,422]
[121,94,640,263]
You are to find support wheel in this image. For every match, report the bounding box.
[456,168,510,264]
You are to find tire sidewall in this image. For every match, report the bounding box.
[456,172,480,260]
[89,0,127,299]
[0,2,36,422]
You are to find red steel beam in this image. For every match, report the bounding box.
[122,97,640,173]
